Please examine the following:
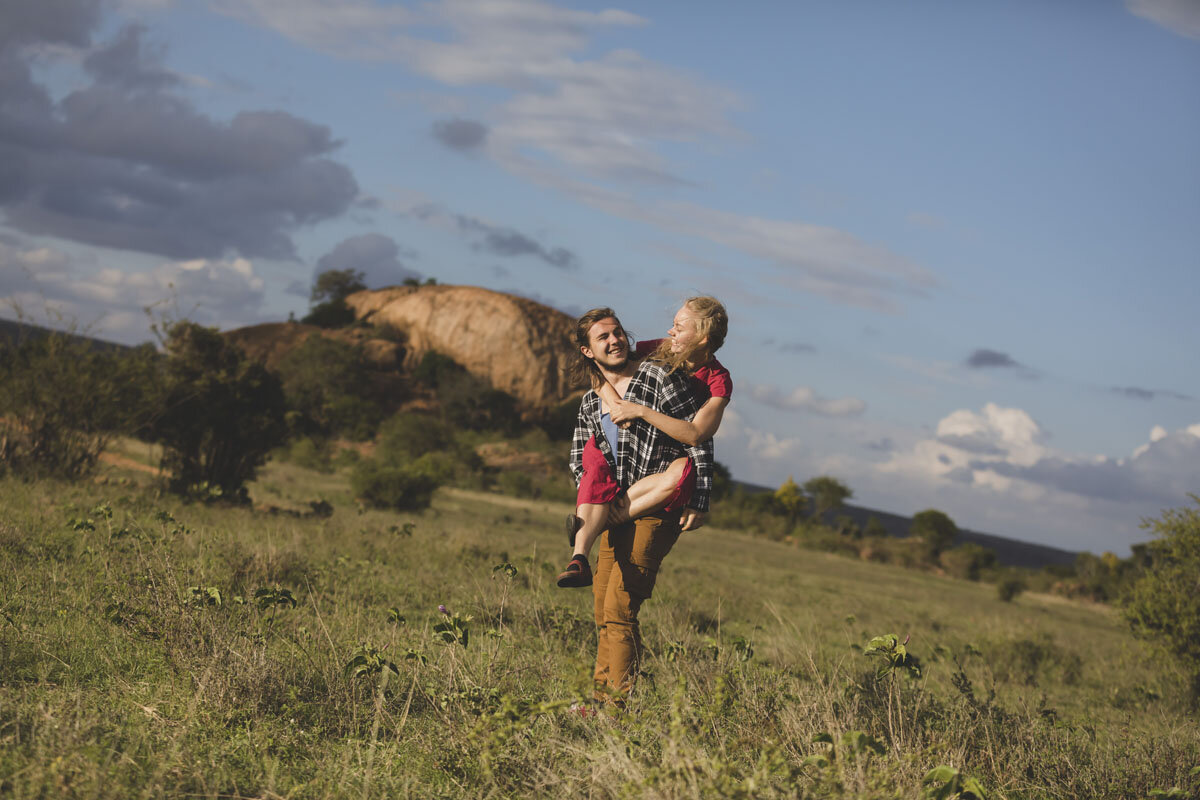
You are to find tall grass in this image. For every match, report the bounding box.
[0,461,1195,799]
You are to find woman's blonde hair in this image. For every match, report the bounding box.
[649,296,728,373]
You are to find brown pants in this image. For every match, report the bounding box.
[592,511,681,704]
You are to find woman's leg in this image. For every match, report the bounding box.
[608,457,689,525]
[559,437,618,588]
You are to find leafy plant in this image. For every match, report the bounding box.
[253,586,296,627]
[863,633,921,680]
[863,633,922,750]
[344,645,399,681]
[923,765,986,799]
[187,586,223,607]
[433,607,473,648]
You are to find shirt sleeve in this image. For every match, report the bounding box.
[705,359,733,399]
[657,368,713,512]
[569,397,592,487]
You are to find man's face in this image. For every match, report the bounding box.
[581,317,629,370]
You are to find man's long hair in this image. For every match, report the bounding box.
[569,307,630,390]
[649,296,728,374]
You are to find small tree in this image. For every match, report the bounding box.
[1119,497,1200,703]
[0,331,159,479]
[910,508,958,557]
[302,269,367,328]
[150,322,287,501]
[774,475,806,529]
[804,475,853,520]
[310,268,367,305]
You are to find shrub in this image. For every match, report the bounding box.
[150,321,287,501]
[940,542,996,581]
[275,335,386,440]
[1120,497,1200,702]
[282,436,334,473]
[411,351,521,435]
[350,460,438,511]
[376,413,458,463]
[997,578,1026,602]
[495,470,536,499]
[0,331,159,479]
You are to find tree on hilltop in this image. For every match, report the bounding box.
[303,269,367,328]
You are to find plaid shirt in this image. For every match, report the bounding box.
[569,360,714,512]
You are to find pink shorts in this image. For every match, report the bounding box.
[577,436,695,513]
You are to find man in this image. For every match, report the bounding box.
[567,307,713,706]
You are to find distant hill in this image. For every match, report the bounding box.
[731,479,1078,568]
[0,318,133,352]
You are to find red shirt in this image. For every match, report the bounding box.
[636,339,733,401]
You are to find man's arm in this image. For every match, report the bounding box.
[568,397,592,487]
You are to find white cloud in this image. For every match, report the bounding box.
[216,0,935,311]
[1126,0,1200,39]
[747,382,866,417]
[0,240,268,342]
[878,403,1200,545]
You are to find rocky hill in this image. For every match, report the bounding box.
[343,285,578,409]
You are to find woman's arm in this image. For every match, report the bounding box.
[609,394,729,446]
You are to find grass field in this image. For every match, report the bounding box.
[1,456,1197,799]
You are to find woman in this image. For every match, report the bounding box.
[557,296,731,588]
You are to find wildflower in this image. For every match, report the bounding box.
[438,604,449,615]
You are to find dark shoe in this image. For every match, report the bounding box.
[556,555,592,588]
[566,513,583,547]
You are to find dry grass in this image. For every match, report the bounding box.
[0,461,1196,799]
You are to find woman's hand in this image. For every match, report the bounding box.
[609,398,646,427]
[680,509,707,532]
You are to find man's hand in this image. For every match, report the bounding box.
[607,493,632,526]
[680,509,707,532]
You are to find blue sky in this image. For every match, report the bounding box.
[2,0,1198,553]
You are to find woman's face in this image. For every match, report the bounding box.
[668,303,704,354]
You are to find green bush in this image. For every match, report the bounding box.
[997,578,1026,602]
[940,542,996,581]
[275,335,386,440]
[1120,497,1200,702]
[150,321,287,502]
[350,460,438,511]
[495,470,536,499]
[0,331,159,480]
[376,413,458,463]
[282,436,334,473]
[411,351,521,435]
[408,451,482,486]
